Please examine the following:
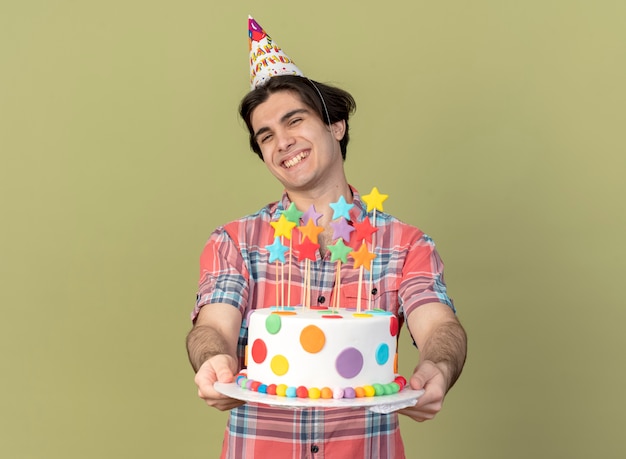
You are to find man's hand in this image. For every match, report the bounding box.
[194,354,245,411]
[398,359,448,422]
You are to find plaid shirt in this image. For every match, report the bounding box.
[193,187,454,459]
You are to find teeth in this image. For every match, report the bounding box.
[284,152,308,168]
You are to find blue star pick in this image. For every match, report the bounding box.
[329,195,354,221]
[265,237,289,263]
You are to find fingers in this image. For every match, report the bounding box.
[399,360,447,422]
[194,354,244,411]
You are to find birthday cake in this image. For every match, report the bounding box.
[228,186,409,400]
[240,306,405,399]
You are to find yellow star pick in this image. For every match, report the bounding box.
[270,214,297,240]
[361,187,388,213]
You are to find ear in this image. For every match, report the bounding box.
[331,120,346,141]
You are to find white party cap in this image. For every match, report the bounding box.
[248,16,304,89]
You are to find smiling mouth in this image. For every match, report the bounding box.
[283,151,310,169]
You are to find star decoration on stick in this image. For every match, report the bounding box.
[330,217,355,242]
[329,195,354,220]
[270,214,297,239]
[297,219,324,244]
[302,204,322,225]
[352,216,379,244]
[362,187,388,213]
[350,241,377,271]
[328,239,353,263]
[296,237,320,261]
[265,237,289,263]
[282,202,304,224]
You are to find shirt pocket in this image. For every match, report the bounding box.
[340,282,399,312]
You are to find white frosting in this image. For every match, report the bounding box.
[246,307,398,390]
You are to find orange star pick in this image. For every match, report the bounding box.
[350,241,377,271]
[297,219,324,244]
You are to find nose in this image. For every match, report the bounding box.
[276,129,295,152]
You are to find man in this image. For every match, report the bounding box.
[187,17,467,458]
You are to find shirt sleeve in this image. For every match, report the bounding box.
[190,226,250,323]
[398,233,455,321]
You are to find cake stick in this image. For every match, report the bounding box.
[328,238,352,313]
[275,260,279,307]
[270,214,297,309]
[333,261,341,312]
[356,265,364,313]
[361,187,388,311]
[280,249,285,308]
[368,210,376,311]
[265,235,289,309]
[296,237,319,309]
[350,241,376,314]
[306,259,311,308]
[287,236,293,307]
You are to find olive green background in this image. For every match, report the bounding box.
[2,1,624,458]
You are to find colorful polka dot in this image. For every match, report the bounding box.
[389,316,399,337]
[336,347,363,379]
[265,314,282,334]
[270,355,289,376]
[375,343,389,365]
[251,339,267,364]
[300,325,326,353]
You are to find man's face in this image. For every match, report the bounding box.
[250,90,346,194]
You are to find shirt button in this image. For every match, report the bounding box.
[311,444,319,453]
[371,288,378,295]
[317,295,325,304]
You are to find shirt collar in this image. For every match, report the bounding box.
[278,185,366,221]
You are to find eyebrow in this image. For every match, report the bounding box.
[253,108,310,141]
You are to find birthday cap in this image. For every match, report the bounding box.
[248,16,304,89]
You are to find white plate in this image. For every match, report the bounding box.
[214,382,424,414]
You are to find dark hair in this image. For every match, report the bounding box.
[239,75,356,160]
